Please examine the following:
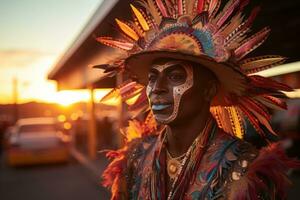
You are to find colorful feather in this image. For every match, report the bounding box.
[250,75,293,92]
[215,0,242,28]
[155,0,169,17]
[96,37,134,51]
[238,103,264,136]
[239,97,275,135]
[225,6,260,47]
[177,0,184,15]
[234,27,270,60]
[208,0,221,18]
[186,0,197,15]
[240,97,270,121]
[144,0,162,25]
[192,11,209,27]
[115,19,139,41]
[227,106,244,139]
[197,0,205,13]
[219,13,244,37]
[164,0,176,17]
[259,95,287,110]
[227,143,300,200]
[131,4,150,31]
[241,55,286,74]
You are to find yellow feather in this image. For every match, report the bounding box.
[130,4,150,31]
[228,107,244,139]
[115,19,139,41]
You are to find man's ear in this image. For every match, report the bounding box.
[204,80,218,102]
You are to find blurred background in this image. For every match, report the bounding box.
[0,0,300,200]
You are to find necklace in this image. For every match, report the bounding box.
[165,118,215,200]
[166,149,186,181]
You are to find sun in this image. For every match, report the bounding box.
[53,89,119,107]
[55,90,90,107]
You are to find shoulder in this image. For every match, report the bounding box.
[211,131,298,199]
[223,141,299,200]
[209,130,258,163]
[126,134,158,165]
[102,134,158,186]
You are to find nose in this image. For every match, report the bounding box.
[152,76,168,95]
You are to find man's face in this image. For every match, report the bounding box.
[146,59,196,124]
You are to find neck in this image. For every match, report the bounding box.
[166,107,210,157]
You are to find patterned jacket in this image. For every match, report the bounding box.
[102,125,297,200]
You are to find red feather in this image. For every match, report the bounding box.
[208,0,221,18]
[261,95,288,110]
[225,6,260,45]
[177,0,183,15]
[230,143,300,200]
[102,148,127,188]
[250,75,293,92]
[155,0,169,17]
[238,104,264,136]
[128,89,148,111]
[197,0,205,13]
[216,0,242,28]
[234,27,270,60]
[240,97,270,121]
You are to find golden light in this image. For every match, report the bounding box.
[57,114,66,122]
[95,89,121,106]
[52,89,120,106]
[63,122,72,130]
[70,113,79,121]
[55,90,90,106]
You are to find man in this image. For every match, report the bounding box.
[96,0,298,199]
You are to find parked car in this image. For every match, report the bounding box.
[6,118,71,166]
[3,126,17,149]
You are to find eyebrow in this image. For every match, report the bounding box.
[149,68,159,73]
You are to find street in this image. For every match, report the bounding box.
[0,154,110,200]
[1,152,300,200]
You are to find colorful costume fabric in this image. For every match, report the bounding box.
[94,0,300,199]
[102,119,298,200]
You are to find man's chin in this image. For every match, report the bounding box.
[154,113,173,124]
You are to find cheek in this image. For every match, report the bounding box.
[146,85,152,98]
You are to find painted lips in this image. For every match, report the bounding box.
[151,104,172,111]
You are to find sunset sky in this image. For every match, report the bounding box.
[0,0,103,104]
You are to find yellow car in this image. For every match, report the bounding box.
[7,118,71,166]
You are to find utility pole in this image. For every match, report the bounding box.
[12,77,18,123]
[87,84,97,160]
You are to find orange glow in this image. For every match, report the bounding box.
[70,113,79,121]
[57,114,66,122]
[55,90,90,106]
[125,93,141,105]
[95,89,121,106]
[53,89,120,106]
[63,122,72,130]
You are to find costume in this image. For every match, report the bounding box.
[95,0,299,199]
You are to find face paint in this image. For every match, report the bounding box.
[147,61,194,124]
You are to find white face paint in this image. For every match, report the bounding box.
[146,61,194,124]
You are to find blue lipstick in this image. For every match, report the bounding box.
[152,104,171,111]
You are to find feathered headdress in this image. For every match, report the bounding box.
[95,0,292,141]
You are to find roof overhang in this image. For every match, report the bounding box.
[47,0,133,90]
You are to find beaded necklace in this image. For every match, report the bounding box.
[166,118,217,200]
[166,148,186,181]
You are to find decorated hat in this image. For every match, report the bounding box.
[95,0,292,140]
